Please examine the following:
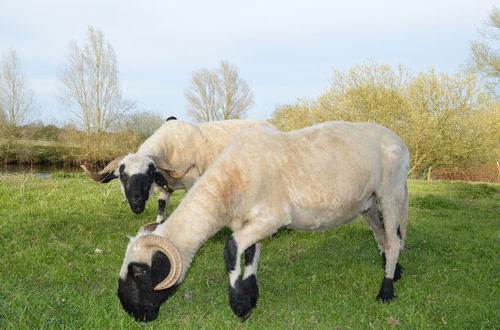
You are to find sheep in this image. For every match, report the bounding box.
[81,117,273,221]
[117,121,409,322]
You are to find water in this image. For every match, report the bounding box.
[0,164,81,178]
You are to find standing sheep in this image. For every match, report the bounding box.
[81,118,273,221]
[117,121,409,322]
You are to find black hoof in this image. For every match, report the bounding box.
[393,263,404,282]
[376,277,395,303]
[240,311,252,322]
[229,275,259,319]
[376,293,397,303]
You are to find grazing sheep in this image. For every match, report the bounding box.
[81,118,273,221]
[117,121,409,322]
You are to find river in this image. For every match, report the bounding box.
[0,164,81,178]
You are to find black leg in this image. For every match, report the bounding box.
[224,237,259,320]
[381,254,404,282]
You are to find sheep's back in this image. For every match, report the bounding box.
[219,122,407,211]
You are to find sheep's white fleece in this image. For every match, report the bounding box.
[138,119,274,189]
[140,121,410,281]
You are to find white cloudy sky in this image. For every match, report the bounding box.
[0,0,497,125]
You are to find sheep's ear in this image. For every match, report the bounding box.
[149,156,188,180]
[154,171,169,187]
[149,156,174,172]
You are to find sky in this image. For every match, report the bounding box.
[0,0,497,126]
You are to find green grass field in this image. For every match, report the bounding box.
[0,174,498,329]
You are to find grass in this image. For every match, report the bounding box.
[0,175,498,329]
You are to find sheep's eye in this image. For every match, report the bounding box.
[119,164,125,173]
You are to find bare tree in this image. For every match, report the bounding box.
[185,68,220,122]
[59,26,133,147]
[218,61,253,120]
[0,49,35,138]
[185,60,253,122]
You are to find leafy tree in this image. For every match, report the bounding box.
[315,63,410,129]
[404,70,496,176]
[270,63,498,178]
[185,60,253,121]
[467,7,500,95]
[269,99,314,131]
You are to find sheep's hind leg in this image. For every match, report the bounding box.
[224,237,261,321]
[376,192,406,302]
[155,188,171,222]
[363,205,403,282]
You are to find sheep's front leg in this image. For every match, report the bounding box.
[224,237,261,320]
[155,188,171,222]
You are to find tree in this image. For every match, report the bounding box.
[269,99,314,131]
[404,70,495,176]
[0,49,35,138]
[315,63,410,128]
[59,26,133,150]
[270,62,498,178]
[185,60,253,121]
[121,111,164,139]
[467,7,500,95]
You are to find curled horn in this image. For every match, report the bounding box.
[80,156,125,182]
[135,234,182,290]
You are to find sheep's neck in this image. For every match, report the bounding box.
[155,175,232,280]
[155,186,224,281]
[137,142,167,160]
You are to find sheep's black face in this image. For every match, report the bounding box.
[118,251,178,322]
[120,163,156,214]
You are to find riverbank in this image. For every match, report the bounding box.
[0,140,125,168]
[0,140,78,164]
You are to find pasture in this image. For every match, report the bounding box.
[0,174,498,328]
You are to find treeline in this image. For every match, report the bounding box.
[1,10,499,180]
[270,63,499,179]
[0,111,164,166]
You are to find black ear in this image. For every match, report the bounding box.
[166,116,177,121]
[100,172,118,183]
[151,251,171,285]
[154,171,169,187]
